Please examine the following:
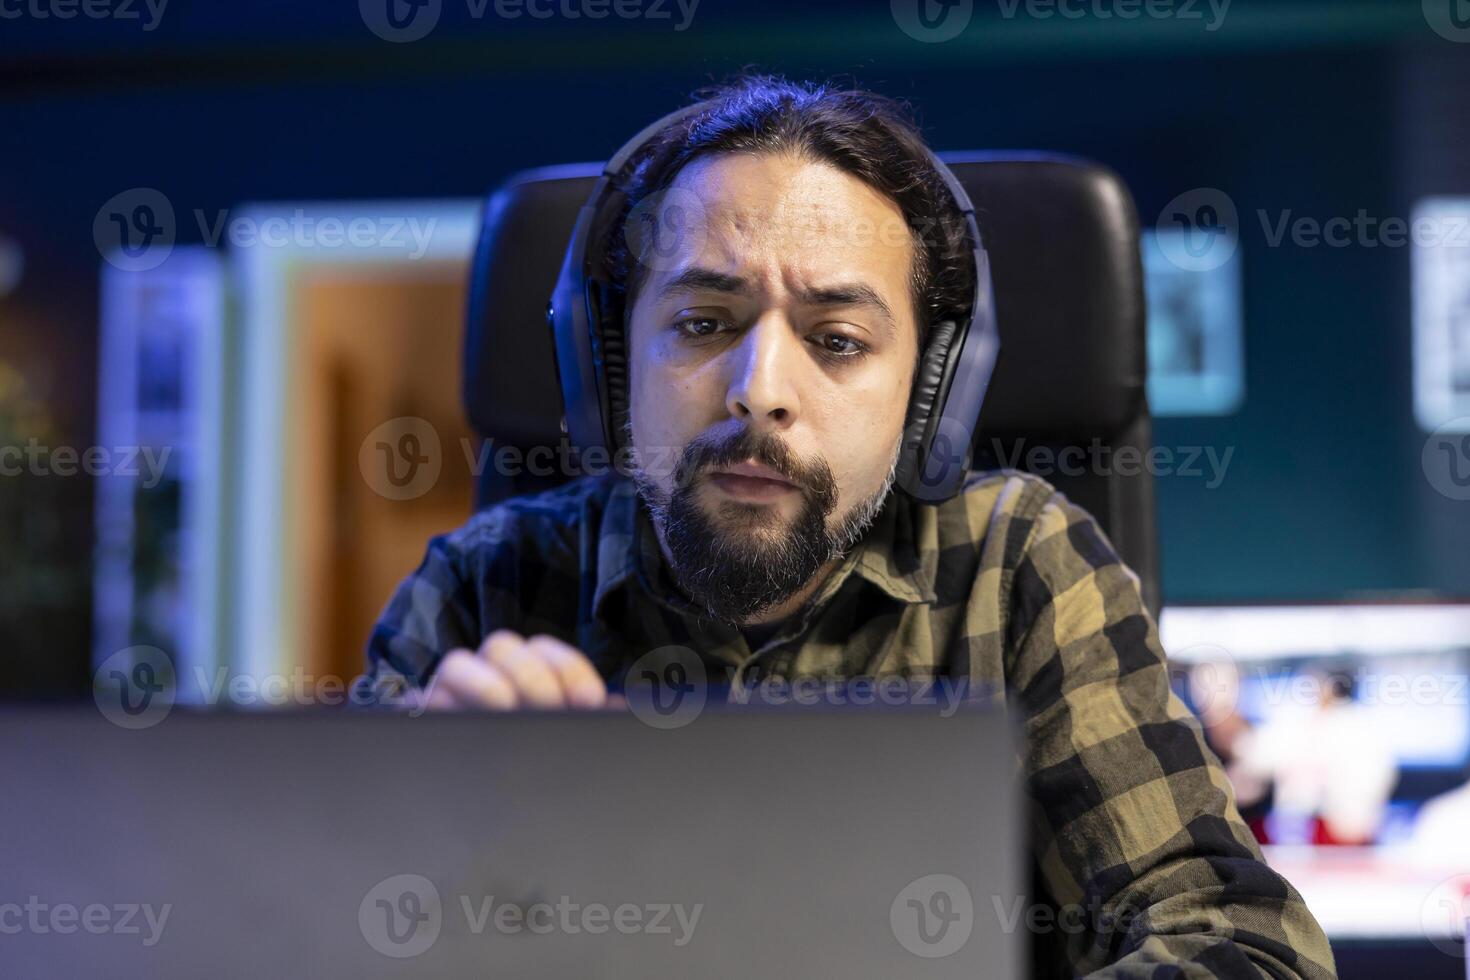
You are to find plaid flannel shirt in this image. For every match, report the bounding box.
[367,469,1336,979]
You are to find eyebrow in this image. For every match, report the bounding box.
[656,266,899,334]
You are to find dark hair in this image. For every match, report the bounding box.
[600,74,975,348]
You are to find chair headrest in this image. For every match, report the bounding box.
[463,153,1146,450]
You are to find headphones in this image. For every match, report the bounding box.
[546,101,1000,502]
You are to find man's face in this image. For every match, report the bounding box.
[625,151,921,622]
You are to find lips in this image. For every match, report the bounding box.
[706,460,800,502]
[717,461,795,484]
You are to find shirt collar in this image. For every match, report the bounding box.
[849,489,939,606]
[591,479,643,618]
[591,478,937,622]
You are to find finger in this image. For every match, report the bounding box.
[525,634,607,709]
[434,648,519,710]
[476,629,525,661]
[401,682,454,713]
[477,628,525,653]
[483,634,566,710]
[416,677,459,712]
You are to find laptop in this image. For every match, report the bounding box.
[0,707,1021,978]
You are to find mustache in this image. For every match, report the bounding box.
[674,427,838,511]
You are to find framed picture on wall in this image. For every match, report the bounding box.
[1413,197,1470,433]
[1141,228,1245,417]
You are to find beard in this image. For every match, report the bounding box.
[630,424,898,625]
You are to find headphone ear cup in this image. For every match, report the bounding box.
[589,280,630,448]
[896,318,961,494]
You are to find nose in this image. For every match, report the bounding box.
[725,316,801,432]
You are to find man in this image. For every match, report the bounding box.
[368,74,1336,978]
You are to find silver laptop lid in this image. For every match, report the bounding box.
[0,707,1021,979]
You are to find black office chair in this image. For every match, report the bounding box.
[462,153,1161,616]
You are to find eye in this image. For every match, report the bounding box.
[673,316,732,339]
[811,332,869,358]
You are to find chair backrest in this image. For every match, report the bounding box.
[462,154,1161,616]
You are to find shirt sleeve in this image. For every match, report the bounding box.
[363,500,542,699]
[1003,487,1337,979]
[365,531,484,689]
